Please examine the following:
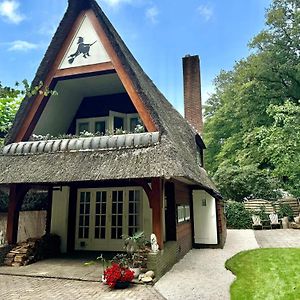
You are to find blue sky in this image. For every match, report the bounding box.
[0,0,271,113]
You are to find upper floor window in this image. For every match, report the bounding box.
[196,147,204,167]
[76,111,144,135]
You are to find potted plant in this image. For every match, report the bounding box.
[128,253,144,278]
[104,263,134,289]
[122,232,148,277]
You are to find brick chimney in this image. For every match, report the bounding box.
[183,55,203,135]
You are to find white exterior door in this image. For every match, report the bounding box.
[75,187,143,251]
[192,190,218,245]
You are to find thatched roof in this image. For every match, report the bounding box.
[3,133,160,155]
[1,0,220,198]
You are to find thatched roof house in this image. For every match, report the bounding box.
[1,0,226,274]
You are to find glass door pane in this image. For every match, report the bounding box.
[95,191,107,239]
[128,190,140,236]
[78,192,91,239]
[111,191,123,239]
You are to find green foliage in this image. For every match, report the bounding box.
[278,203,294,221]
[213,164,280,201]
[225,201,252,229]
[0,83,21,144]
[0,190,48,212]
[0,80,57,145]
[204,0,300,199]
[226,248,300,300]
[258,205,269,221]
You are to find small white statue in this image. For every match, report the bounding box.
[0,231,4,246]
[150,233,159,253]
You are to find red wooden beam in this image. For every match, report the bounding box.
[134,178,164,249]
[6,184,29,244]
[147,178,164,250]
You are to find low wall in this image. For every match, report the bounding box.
[244,197,300,216]
[147,242,178,279]
[0,211,46,243]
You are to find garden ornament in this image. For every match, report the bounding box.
[150,233,159,253]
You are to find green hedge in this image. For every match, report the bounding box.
[225,201,252,229]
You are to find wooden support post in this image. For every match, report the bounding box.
[134,178,164,249]
[45,187,53,234]
[148,178,164,250]
[67,186,77,253]
[6,184,28,244]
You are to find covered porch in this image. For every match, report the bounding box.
[4,177,165,253]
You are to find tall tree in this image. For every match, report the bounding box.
[0,83,21,143]
[204,0,300,199]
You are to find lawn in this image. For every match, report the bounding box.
[226,248,300,300]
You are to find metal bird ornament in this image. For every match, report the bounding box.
[68,37,97,64]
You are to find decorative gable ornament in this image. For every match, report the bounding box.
[59,14,110,69]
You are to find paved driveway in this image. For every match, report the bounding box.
[2,229,299,299]
[155,230,259,300]
[255,229,300,248]
[0,275,165,300]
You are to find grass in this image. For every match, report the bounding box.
[225,248,300,300]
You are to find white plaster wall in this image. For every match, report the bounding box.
[51,187,70,253]
[193,190,218,245]
[0,211,46,244]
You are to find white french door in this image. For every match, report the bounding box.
[75,188,142,251]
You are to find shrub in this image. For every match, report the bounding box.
[225,201,252,229]
[278,203,294,221]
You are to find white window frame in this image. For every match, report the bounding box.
[126,113,140,132]
[177,204,191,223]
[76,117,109,135]
[76,112,145,135]
[76,118,91,134]
[94,117,109,134]
[109,111,126,132]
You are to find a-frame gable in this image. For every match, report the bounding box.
[59,13,110,69]
[11,6,157,143]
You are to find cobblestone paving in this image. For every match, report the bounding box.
[0,275,166,300]
[255,229,300,248]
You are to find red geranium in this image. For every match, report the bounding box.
[104,263,134,288]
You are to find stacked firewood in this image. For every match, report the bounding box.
[4,234,60,267]
[4,238,40,267]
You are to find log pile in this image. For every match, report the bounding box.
[4,238,40,267]
[4,234,61,267]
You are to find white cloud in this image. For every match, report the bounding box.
[197,4,213,22]
[0,0,24,24]
[8,40,38,51]
[145,6,159,24]
[38,24,57,36]
[101,0,133,7]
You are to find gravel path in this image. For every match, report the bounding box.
[155,230,259,300]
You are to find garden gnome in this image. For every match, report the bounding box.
[150,233,159,253]
[0,230,4,245]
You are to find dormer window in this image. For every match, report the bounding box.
[196,147,204,167]
[76,111,144,135]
